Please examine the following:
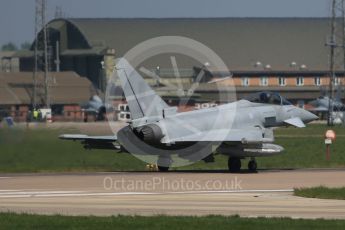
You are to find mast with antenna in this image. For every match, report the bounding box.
[33,0,50,109]
[326,0,345,126]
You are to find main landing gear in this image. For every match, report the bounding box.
[228,157,241,172]
[158,166,169,172]
[228,157,257,172]
[157,156,171,172]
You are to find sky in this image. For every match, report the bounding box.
[0,0,332,47]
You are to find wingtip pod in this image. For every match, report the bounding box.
[59,134,89,140]
[58,134,70,139]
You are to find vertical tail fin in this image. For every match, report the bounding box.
[115,58,170,121]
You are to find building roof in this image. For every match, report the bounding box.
[32,17,339,71]
[0,71,94,105]
[155,82,324,101]
[0,51,16,58]
[0,51,19,72]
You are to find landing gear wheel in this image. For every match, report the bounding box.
[158,166,169,172]
[157,157,171,172]
[228,157,241,173]
[248,160,257,172]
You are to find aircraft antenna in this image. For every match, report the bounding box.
[326,0,345,126]
[33,0,51,109]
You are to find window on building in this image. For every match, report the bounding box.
[314,77,321,86]
[296,77,304,86]
[260,76,268,86]
[118,104,129,112]
[335,77,340,86]
[241,77,250,87]
[278,77,286,86]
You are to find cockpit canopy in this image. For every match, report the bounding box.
[246,91,292,105]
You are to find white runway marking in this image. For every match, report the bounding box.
[0,191,84,195]
[0,189,293,198]
[0,190,21,192]
[0,177,10,179]
[0,192,157,198]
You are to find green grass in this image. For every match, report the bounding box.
[294,186,345,200]
[274,123,345,136]
[0,127,145,172]
[1,213,345,230]
[0,124,344,172]
[181,124,345,170]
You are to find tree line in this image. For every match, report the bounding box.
[1,42,31,51]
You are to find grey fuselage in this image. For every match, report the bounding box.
[155,100,312,144]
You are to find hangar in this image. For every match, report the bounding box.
[15,18,345,108]
[0,71,94,121]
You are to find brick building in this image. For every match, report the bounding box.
[13,18,345,111]
[0,71,95,121]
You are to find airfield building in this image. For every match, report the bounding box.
[0,71,94,121]
[9,18,345,117]
[0,51,19,73]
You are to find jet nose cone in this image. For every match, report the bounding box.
[300,109,319,123]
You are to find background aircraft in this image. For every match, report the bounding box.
[309,96,345,112]
[307,86,345,122]
[60,59,318,172]
[80,95,107,121]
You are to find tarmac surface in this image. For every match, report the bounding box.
[1,169,345,219]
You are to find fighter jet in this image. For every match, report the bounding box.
[308,96,345,112]
[81,95,107,121]
[60,58,318,172]
[308,85,344,112]
[307,86,345,122]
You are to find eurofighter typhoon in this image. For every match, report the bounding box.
[60,58,318,172]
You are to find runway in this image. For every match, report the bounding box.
[1,169,345,219]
